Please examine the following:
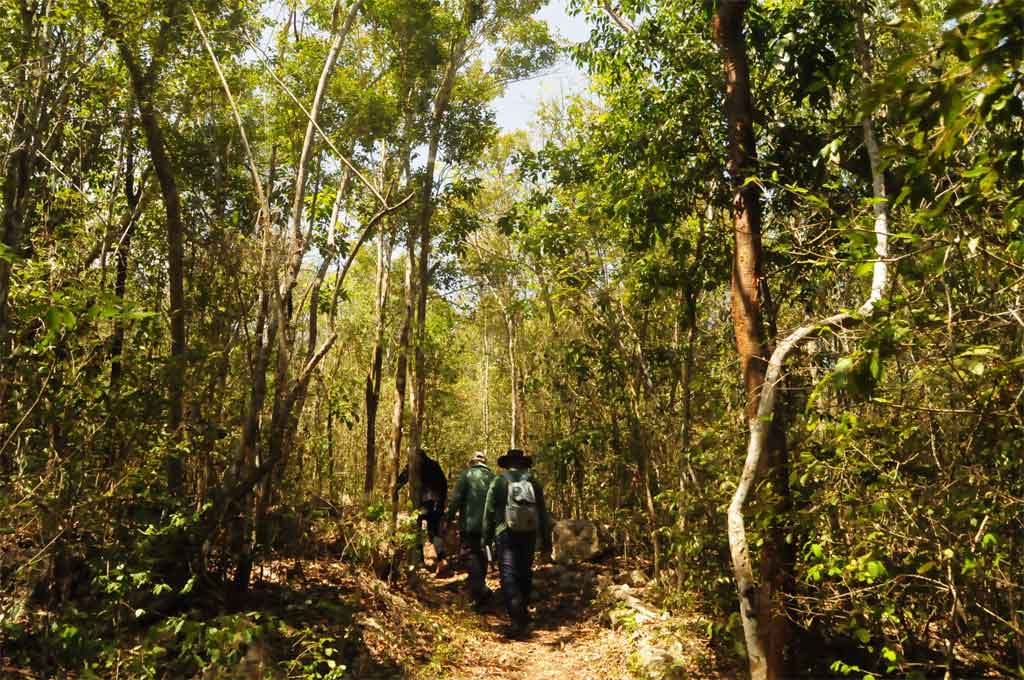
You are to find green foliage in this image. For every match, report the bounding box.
[2,0,1024,677]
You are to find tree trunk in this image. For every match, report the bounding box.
[629,394,659,578]
[676,287,698,589]
[229,1,361,590]
[99,0,190,494]
[481,300,491,455]
[364,229,393,503]
[0,4,45,353]
[109,136,149,394]
[409,40,465,501]
[0,104,33,353]
[714,2,790,677]
[390,226,415,531]
[506,308,523,449]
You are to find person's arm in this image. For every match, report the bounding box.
[534,478,552,553]
[444,472,466,523]
[482,476,502,545]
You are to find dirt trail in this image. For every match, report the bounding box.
[287,554,730,679]
[420,561,634,680]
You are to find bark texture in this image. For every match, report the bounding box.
[714,2,788,677]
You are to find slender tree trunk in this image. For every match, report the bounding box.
[390,228,415,531]
[506,308,523,449]
[229,1,359,590]
[714,2,790,677]
[676,288,698,590]
[327,408,336,500]
[0,105,33,352]
[629,393,659,578]
[364,229,393,503]
[133,65,188,496]
[0,4,45,353]
[99,0,191,494]
[109,137,149,394]
[481,300,490,456]
[409,41,465,501]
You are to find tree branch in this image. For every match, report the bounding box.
[602,2,636,34]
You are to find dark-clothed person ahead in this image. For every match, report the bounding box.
[482,448,551,638]
[444,451,495,607]
[397,449,448,559]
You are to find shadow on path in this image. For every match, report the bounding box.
[406,557,637,680]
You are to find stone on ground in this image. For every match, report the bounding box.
[552,519,602,564]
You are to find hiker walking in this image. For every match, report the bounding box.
[482,448,552,638]
[397,448,449,566]
[444,451,496,608]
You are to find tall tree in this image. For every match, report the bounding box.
[97,0,189,494]
[713,1,792,677]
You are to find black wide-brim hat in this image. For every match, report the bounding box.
[497,448,533,468]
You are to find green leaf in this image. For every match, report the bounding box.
[44,306,76,332]
[869,351,881,380]
[835,356,856,374]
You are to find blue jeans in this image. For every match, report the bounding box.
[496,530,535,627]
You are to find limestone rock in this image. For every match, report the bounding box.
[637,639,685,679]
[628,568,648,587]
[551,519,601,564]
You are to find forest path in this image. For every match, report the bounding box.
[409,559,635,680]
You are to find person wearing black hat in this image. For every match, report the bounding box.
[482,448,552,638]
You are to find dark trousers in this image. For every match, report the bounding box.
[462,533,489,603]
[419,499,443,538]
[419,499,445,557]
[496,530,535,627]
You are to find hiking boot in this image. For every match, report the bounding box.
[505,617,532,640]
[471,587,494,612]
[504,623,527,640]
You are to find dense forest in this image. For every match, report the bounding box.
[1,0,1022,677]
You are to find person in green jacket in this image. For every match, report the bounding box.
[444,451,495,608]
[482,448,552,638]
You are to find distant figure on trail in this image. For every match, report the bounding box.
[482,448,552,639]
[444,451,496,609]
[397,448,448,567]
